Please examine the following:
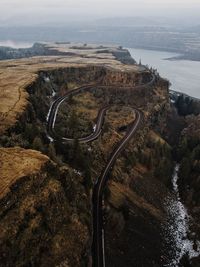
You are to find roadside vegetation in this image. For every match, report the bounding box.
[175,94,200,116]
[54,92,100,138]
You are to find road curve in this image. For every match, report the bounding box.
[92,109,142,267]
[47,72,156,143]
[46,75,155,267]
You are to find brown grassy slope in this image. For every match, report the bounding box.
[0,147,90,267]
[0,44,141,135]
[0,147,49,199]
[109,181,164,221]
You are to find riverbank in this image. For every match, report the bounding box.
[128,48,200,99]
[163,165,200,266]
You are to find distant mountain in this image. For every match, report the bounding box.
[93,16,170,27]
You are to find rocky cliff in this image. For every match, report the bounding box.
[0,43,181,267]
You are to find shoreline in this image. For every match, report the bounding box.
[170,89,200,102]
[165,56,200,63]
[129,46,200,63]
[128,47,200,99]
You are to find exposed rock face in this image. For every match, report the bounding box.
[0,148,90,267]
[0,43,144,136]
[112,49,136,65]
[102,69,151,86]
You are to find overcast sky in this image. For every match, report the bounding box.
[1,0,200,26]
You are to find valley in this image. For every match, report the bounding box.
[0,43,200,267]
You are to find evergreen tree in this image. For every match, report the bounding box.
[68,110,78,136]
[179,157,191,184]
[84,165,92,190]
[32,137,43,152]
[48,143,57,161]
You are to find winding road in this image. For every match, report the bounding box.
[91,109,142,267]
[46,74,155,267]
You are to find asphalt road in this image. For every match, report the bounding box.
[92,109,142,267]
[46,74,155,267]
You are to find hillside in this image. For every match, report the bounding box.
[0,42,199,267]
[0,43,137,135]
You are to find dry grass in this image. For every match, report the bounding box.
[106,106,136,131]
[0,147,49,199]
[0,44,140,134]
[109,181,164,221]
[148,130,167,145]
[99,107,136,156]
[133,163,148,175]
[0,71,36,134]
[90,106,136,180]
[73,92,101,121]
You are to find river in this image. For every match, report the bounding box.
[162,165,200,266]
[128,48,200,99]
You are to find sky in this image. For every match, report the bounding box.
[0,0,200,26]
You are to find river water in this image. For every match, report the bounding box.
[162,165,200,266]
[128,48,200,99]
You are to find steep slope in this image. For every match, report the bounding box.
[0,147,90,267]
[0,43,178,267]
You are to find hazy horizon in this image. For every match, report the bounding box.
[1,0,200,27]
